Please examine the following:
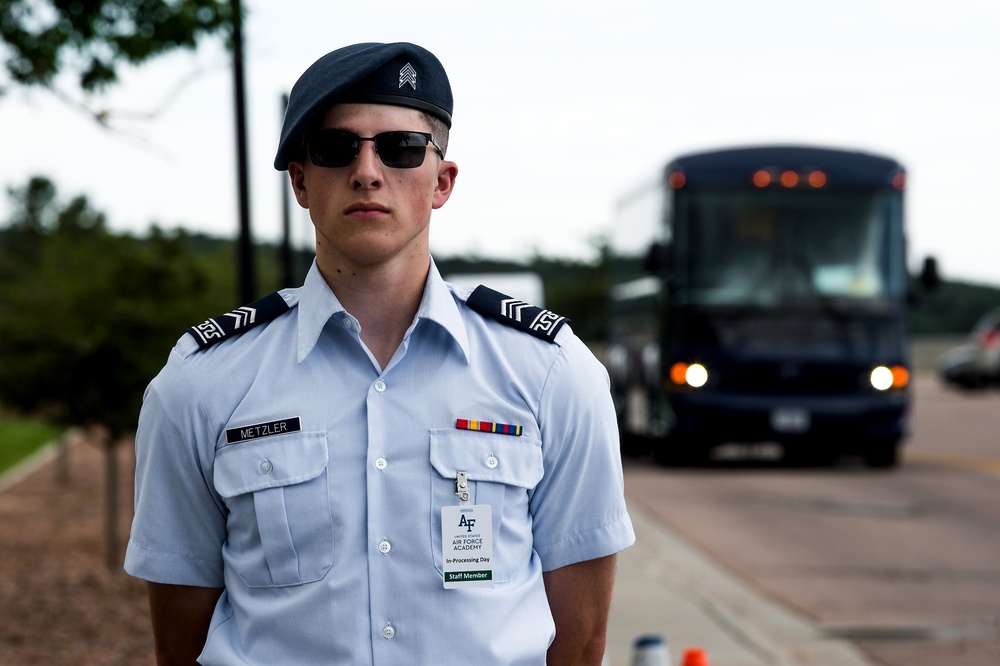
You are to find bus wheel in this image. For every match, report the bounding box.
[863,439,900,468]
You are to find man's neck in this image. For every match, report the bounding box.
[317,255,430,370]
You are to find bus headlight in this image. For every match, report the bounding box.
[687,363,709,387]
[870,365,909,391]
[670,362,708,388]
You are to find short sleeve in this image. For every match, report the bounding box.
[124,347,227,586]
[529,335,635,571]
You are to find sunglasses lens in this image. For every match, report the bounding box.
[308,130,358,167]
[307,131,434,168]
[375,132,430,168]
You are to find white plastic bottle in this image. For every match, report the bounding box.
[631,634,671,666]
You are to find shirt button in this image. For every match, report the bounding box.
[378,540,391,554]
[486,455,498,469]
[375,457,388,470]
[259,460,273,475]
[382,625,395,640]
[374,380,387,393]
[342,317,355,330]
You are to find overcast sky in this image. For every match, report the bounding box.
[1,0,997,286]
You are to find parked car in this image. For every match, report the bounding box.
[938,308,1000,390]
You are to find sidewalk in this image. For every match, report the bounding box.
[605,500,878,666]
[0,435,154,665]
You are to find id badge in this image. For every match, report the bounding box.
[442,504,494,588]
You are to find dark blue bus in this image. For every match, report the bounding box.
[607,146,936,467]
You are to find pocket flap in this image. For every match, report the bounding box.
[430,429,543,488]
[214,431,328,498]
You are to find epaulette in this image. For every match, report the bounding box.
[187,291,291,350]
[465,285,569,343]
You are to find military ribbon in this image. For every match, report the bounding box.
[455,419,522,436]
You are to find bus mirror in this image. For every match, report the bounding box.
[645,241,672,275]
[919,256,940,291]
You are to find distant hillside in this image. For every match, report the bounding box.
[909,278,1000,335]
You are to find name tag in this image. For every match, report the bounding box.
[225,417,302,444]
[442,504,494,589]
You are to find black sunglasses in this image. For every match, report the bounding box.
[306,129,443,169]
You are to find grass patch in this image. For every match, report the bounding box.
[0,418,61,476]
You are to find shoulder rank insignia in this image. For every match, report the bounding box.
[187,291,290,350]
[465,285,569,343]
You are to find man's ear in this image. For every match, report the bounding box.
[432,161,459,210]
[288,161,310,209]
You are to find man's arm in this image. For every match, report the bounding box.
[146,582,223,666]
[543,554,617,666]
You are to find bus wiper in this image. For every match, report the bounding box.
[784,250,849,322]
[738,249,848,320]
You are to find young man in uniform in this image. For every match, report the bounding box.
[125,42,634,665]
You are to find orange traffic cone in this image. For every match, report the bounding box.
[681,647,709,666]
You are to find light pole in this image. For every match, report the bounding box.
[231,0,255,303]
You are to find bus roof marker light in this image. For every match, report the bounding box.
[808,170,827,188]
[780,170,799,188]
[892,172,907,190]
[752,170,771,188]
[668,171,687,189]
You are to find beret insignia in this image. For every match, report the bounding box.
[187,291,290,350]
[465,285,569,343]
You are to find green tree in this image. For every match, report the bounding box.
[0,176,231,435]
[0,0,232,95]
[0,176,232,568]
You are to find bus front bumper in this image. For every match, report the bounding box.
[666,390,908,443]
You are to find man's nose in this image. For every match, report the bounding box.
[351,140,383,188]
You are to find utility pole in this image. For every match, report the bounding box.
[231,0,255,303]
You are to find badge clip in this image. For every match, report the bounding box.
[455,471,470,502]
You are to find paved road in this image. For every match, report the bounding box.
[618,377,1000,666]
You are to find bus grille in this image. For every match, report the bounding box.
[719,363,862,395]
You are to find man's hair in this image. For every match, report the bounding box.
[421,112,450,158]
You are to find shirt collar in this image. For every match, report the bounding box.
[296,258,470,364]
[417,257,471,364]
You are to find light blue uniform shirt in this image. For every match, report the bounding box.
[125,259,634,665]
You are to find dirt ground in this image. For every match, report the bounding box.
[0,434,155,665]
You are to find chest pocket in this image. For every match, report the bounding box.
[429,429,543,583]
[214,432,333,588]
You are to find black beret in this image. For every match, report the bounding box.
[274,42,453,171]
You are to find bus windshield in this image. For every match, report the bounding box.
[674,190,906,307]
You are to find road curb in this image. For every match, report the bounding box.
[0,428,80,494]
[606,501,878,666]
[0,440,60,493]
